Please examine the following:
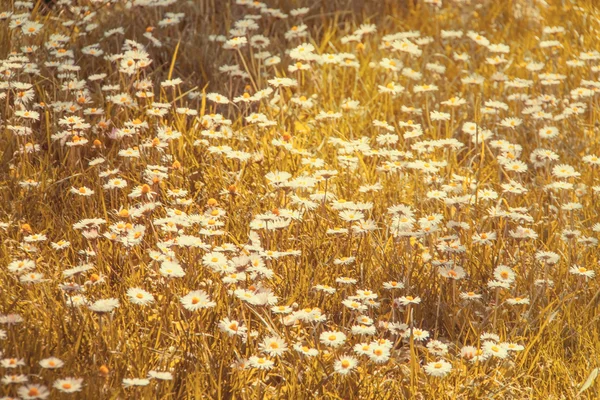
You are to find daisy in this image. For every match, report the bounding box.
[397,295,421,306]
[70,186,94,196]
[405,328,430,341]
[89,298,120,313]
[126,288,155,306]
[180,290,216,311]
[122,378,150,387]
[259,336,288,357]
[104,178,127,189]
[569,265,595,279]
[368,346,391,363]
[552,164,580,179]
[383,281,404,290]
[17,384,50,399]
[506,296,530,305]
[505,343,525,352]
[539,126,559,139]
[482,341,508,359]
[314,284,336,294]
[15,110,40,120]
[320,331,347,348]
[159,262,186,278]
[206,93,229,104]
[2,374,28,384]
[504,160,528,173]
[248,356,274,370]
[351,324,377,335]
[499,117,522,128]
[148,371,173,380]
[1,358,26,368]
[427,340,449,356]
[459,291,482,300]
[293,343,319,357]
[39,357,64,369]
[7,259,36,274]
[342,299,368,312]
[472,231,497,245]
[218,318,247,337]
[23,233,47,243]
[333,356,358,375]
[53,378,83,393]
[50,240,71,250]
[424,360,452,377]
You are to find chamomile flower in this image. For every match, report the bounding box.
[126,288,155,305]
[53,378,83,393]
[333,356,358,375]
[424,360,452,377]
[180,290,216,311]
[320,331,347,347]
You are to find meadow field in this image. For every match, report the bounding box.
[2,0,600,398]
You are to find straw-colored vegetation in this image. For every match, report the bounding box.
[1,0,600,398]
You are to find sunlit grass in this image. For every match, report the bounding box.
[1,0,600,398]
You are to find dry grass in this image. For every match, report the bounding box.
[1,0,600,398]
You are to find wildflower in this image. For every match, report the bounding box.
[160,262,186,278]
[17,384,50,399]
[368,345,390,363]
[126,288,155,306]
[71,186,94,196]
[23,233,47,243]
[313,284,336,294]
[539,126,559,139]
[1,358,26,368]
[404,328,430,341]
[535,251,560,265]
[15,110,40,120]
[383,281,404,290]
[570,265,595,279]
[460,291,482,300]
[472,231,497,245]
[397,295,421,306]
[53,378,83,393]
[482,341,508,358]
[148,371,173,380]
[2,374,28,384]
[218,318,247,337]
[89,298,120,313]
[259,336,288,356]
[180,290,216,311]
[494,265,516,283]
[427,340,449,356]
[424,360,452,377]
[505,343,525,352]
[320,331,347,347]
[248,356,274,370]
[104,178,127,189]
[333,356,358,375]
[39,357,64,369]
[122,378,150,387]
[552,164,580,179]
[293,343,319,357]
[51,240,71,250]
[506,296,530,305]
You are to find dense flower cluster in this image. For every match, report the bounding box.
[0,0,599,398]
